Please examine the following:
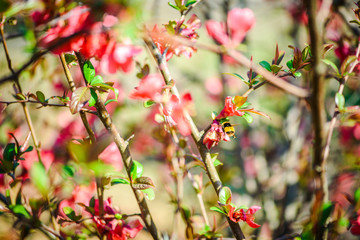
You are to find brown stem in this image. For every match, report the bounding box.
[304,0,328,239]
[145,39,246,240]
[0,16,43,165]
[75,52,162,240]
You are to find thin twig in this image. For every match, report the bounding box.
[74,52,163,240]
[144,38,246,240]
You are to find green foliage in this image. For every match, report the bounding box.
[130,160,143,180]
[9,205,31,219]
[30,162,49,195]
[242,112,253,123]
[83,60,96,84]
[219,186,232,205]
[111,178,130,185]
[141,188,155,200]
[335,93,345,111]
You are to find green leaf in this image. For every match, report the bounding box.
[242,112,253,123]
[63,206,77,221]
[338,217,349,227]
[88,162,114,177]
[213,159,223,167]
[354,188,360,203]
[219,186,232,205]
[141,188,155,200]
[3,143,16,162]
[286,60,293,69]
[30,162,49,195]
[185,0,197,7]
[0,0,10,12]
[270,64,282,74]
[320,202,333,225]
[64,54,77,65]
[23,146,33,153]
[88,89,98,107]
[92,83,119,100]
[335,93,345,110]
[10,205,31,218]
[105,99,117,106]
[340,55,357,75]
[223,72,244,80]
[62,165,75,177]
[90,75,104,86]
[70,87,91,114]
[133,176,155,190]
[259,61,271,71]
[168,2,180,10]
[294,72,302,78]
[111,178,130,186]
[36,91,46,103]
[130,160,143,180]
[322,59,340,76]
[83,60,95,84]
[144,100,156,108]
[210,206,226,215]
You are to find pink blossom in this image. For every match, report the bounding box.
[129,74,165,101]
[203,120,230,149]
[99,142,123,171]
[164,93,193,136]
[206,8,255,48]
[228,205,261,228]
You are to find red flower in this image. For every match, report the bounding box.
[129,74,165,101]
[216,96,270,120]
[350,214,360,236]
[92,198,143,240]
[163,93,194,136]
[228,205,261,228]
[203,120,230,149]
[206,8,255,48]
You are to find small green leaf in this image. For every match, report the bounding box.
[144,100,156,108]
[62,165,75,177]
[111,178,130,186]
[23,146,33,153]
[340,55,357,75]
[130,160,143,180]
[322,59,340,76]
[270,64,282,74]
[83,60,95,84]
[242,112,253,123]
[210,206,226,215]
[90,75,104,86]
[36,91,45,103]
[3,143,16,162]
[88,89,98,107]
[64,54,77,65]
[63,206,77,220]
[294,72,302,78]
[286,60,293,69]
[223,72,244,80]
[354,188,360,203]
[219,186,232,205]
[335,93,345,110]
[320,202,333,225]
[338,217,349,227]
[10,205,31,218]
[213,159,223,167]
[168,2,180,10]
[88,162,114,177]
[141,188,155,200]
[30,162,49,195]
[259,61,271,71]
[185,0,197,7]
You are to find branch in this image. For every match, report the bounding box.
[144,38,246,240]
[304,0,329,239]
[74,52,163,240]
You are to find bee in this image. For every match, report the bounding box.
[221,121,236,137]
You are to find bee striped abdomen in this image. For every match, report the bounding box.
[221,122,235,137]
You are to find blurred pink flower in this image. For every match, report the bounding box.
[129,74,165,101]
[21,149,54,172]
[99,142,123,171]
[163,93,194,136]
[206,8,255,48]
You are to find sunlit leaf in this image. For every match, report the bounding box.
[88,89,98,107]
[322,59,340,76]
[219,186,232,205]
[168,2,180,11]
[259,61,271,71]
[30,162,49,195]
[141,188,155,200]
[105,99,118,106]
[294,72,302,78]
[83,60,95,84]
[185,0,197,7]
[320,202,333,225]
[90,75,104,86]
[130,160,143,180]
[242,112,253,123]
[10,205,31,218]
[144,100,156,108]
[340,55,357,75]
[70,87,91,114]
[210,206,226,215]
[335,93,345,110]
[36,91,45,103]
[233,96,247,108]
[111,178,130,186]
[65,53,77,65]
